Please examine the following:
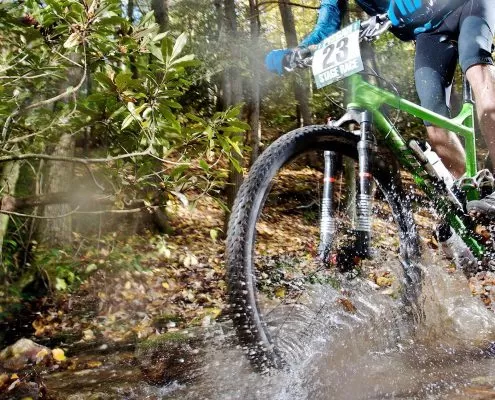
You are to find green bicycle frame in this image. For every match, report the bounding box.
[344,73,485,257]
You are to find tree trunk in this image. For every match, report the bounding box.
[151,0,169,32]
[36,50,83,246]
[0,159,20,264]
[223,0,244,230]
[127,0,134,21]
[127,0,139,78]
[223,0,243,106]
[37,134,75,246]
[278,0,312,127]
[214,0,228,110]
[214,0,224,40]
[247,0,261,164]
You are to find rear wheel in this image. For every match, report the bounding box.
[226,125,419,371]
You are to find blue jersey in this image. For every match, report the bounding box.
[300,0,468,46]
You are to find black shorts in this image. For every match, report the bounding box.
[413,0,495,121]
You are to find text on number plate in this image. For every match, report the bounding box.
[312,21,363,89]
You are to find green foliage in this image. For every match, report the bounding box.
[0,238,19,276]
[0,0,251,299]
[33,248,82,292]
[0,0,247,207]
[32,236,145,293]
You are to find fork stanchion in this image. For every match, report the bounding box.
[318,150,338,260]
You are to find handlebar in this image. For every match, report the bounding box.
[283,14,392,72]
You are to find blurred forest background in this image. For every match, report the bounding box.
[0,0,428,345]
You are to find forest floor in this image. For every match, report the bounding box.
[2,163,495,398]
[26,168,495,350]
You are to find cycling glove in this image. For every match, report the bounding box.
[388,0,422,27]
[265,49,290,75]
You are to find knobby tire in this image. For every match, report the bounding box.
[225,125,419,371]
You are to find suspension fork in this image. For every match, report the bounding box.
[355,110,375,257]
[319,110,375,260]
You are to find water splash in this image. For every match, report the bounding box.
[416,249,495,349]
[170,249,495,400]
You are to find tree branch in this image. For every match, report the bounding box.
[24,49,87,111]
[2,48,87,143]
[1,192,164,212]
[2,108,20,142]
[0,205,158,219]
[1,192,114,211]
[257,1,319,10]
[0,146,152,164]
[0,206,81,219]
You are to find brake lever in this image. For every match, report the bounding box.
[360,14,392,41]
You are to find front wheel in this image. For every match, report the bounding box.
[226,125,419,371]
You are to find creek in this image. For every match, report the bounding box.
[43,250,495,400]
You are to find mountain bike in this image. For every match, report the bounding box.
[226,15,495,371]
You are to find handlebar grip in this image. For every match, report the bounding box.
[282,47,313,71]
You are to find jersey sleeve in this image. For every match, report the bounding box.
[299,0,342,47]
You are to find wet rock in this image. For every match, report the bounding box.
[471,376,495,386]
[0,339,52,371]
[135,331,203,385]
[0,380,45,400]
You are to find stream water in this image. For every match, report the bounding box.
[44,250,495,400]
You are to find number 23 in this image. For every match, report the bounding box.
[322,37,349,69]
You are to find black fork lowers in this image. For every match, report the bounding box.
[355,110,375,257]
[318,150,338,260]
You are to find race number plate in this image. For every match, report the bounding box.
[312,21,363,89]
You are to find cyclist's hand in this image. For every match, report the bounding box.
[265,49,291,75]
[387,0,422,27]
[265,48,313,75]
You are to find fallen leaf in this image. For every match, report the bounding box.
[7,379,20,391]
[86,360,102,368]
[183,254,198,268]
[376,276,394,287]
[52,348,66,362]
[83,329,95,341]
[337,298,357,313]
[35,348,50,364]
[275,287,286,298]
[210,229,219,242]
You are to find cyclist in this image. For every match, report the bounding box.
[265,0,495,216]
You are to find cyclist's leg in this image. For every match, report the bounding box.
[459,0,495,166]
[467,64,495,161]
[458,0,495,213]
[414,26,466,178]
